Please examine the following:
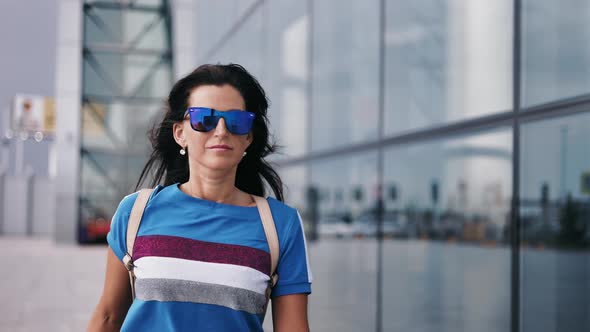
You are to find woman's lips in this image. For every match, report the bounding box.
[207,144,233,150]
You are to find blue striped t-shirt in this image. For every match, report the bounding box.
[107,183,313,331]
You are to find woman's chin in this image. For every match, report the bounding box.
[199,158,240,171]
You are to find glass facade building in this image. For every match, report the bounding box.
[193,1,590,331]
[80,0,174,242]
[79,1,590,331]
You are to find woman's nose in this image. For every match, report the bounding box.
[214,117,229,136]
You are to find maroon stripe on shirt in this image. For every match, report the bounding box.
[132,235,271,275]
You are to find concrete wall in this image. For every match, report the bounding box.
[1,176,55,236]
[2,176,28,234]
[32,177,56,236]
[54,0,83,243]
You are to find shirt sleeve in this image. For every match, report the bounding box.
[271,209,313,298]
[106,192,139,262]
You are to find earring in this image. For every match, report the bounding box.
[180,147,186,156]
[242,151,247,157]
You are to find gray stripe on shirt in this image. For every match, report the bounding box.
[135,278,268,315]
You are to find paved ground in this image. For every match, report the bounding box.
[1,236,588,332]
[0,237,317,331]
[0,237,282,331]
[0,237,107,332]
[0,237,373,332]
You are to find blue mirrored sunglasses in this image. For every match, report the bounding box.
[185,107,255,135]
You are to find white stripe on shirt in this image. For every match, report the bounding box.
[133,256,270,295]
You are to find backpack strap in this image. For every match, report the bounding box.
[123,188,153,300]
[122,189,278,305]
[252,195,279,304]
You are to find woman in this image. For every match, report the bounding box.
[87,64,312,331]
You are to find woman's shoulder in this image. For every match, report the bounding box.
[266,197,300,222]
[115,184,165,215]
[266,196,294,210]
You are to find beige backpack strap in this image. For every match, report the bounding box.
[123,188,153,300]
[252,195,279,304]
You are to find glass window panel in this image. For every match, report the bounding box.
[280,165,308,213]
[81,101,157,187]
[131,0,163,7]
[80,100,160,244]
[311,0,380,152]
[79,196,120,242]
[263,164,309,330]
[382,129,512,331]
[80,150,149,217]
[195,0,257,61]
[84,8,124,44]
[196,1,235,60]
[266,0,309,159]
[209,7,266,83]
[83,53,125,96]
[385,0,513,135]
[81,0,173,245]
[520,112,590,332]
[83,53,171,99]
[81,101,160,150]
[81,149,125,199]
[125,11,166,50]
[522,0,590,107]
[85,0,163,5]
[84,8,167,50]
[308,152,378,331]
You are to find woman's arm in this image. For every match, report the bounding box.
[272,294,310,332]
[86,247,133,332]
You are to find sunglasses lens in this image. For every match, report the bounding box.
[202,115,217,130]
[225,112,255,135]
[188,109,213,132]
[188,108,255,135]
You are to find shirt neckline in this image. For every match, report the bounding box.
[170,182,261,217]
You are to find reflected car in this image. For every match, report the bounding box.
[352,212,411,238]
[351,215,377,237]
[384,217,410,238]
[318,216,353,238]
[85,217,110,243]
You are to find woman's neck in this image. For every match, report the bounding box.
[182,164,253,206]
[188,171,235,200]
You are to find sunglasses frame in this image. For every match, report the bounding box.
[185,107,256,135]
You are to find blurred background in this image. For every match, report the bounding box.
[1,0,589,331]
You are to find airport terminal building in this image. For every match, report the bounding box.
[1,1,589,331]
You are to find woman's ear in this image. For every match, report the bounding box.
[246,132,253,148]
[172,122,186,148]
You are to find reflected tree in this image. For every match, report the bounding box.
[556,194,589,249]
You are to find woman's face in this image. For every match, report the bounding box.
[173,84,252,172]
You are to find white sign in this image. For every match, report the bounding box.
[12,94,55,135]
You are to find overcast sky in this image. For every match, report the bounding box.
[0,0,58,175]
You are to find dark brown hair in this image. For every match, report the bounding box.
[135,63,284,201]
